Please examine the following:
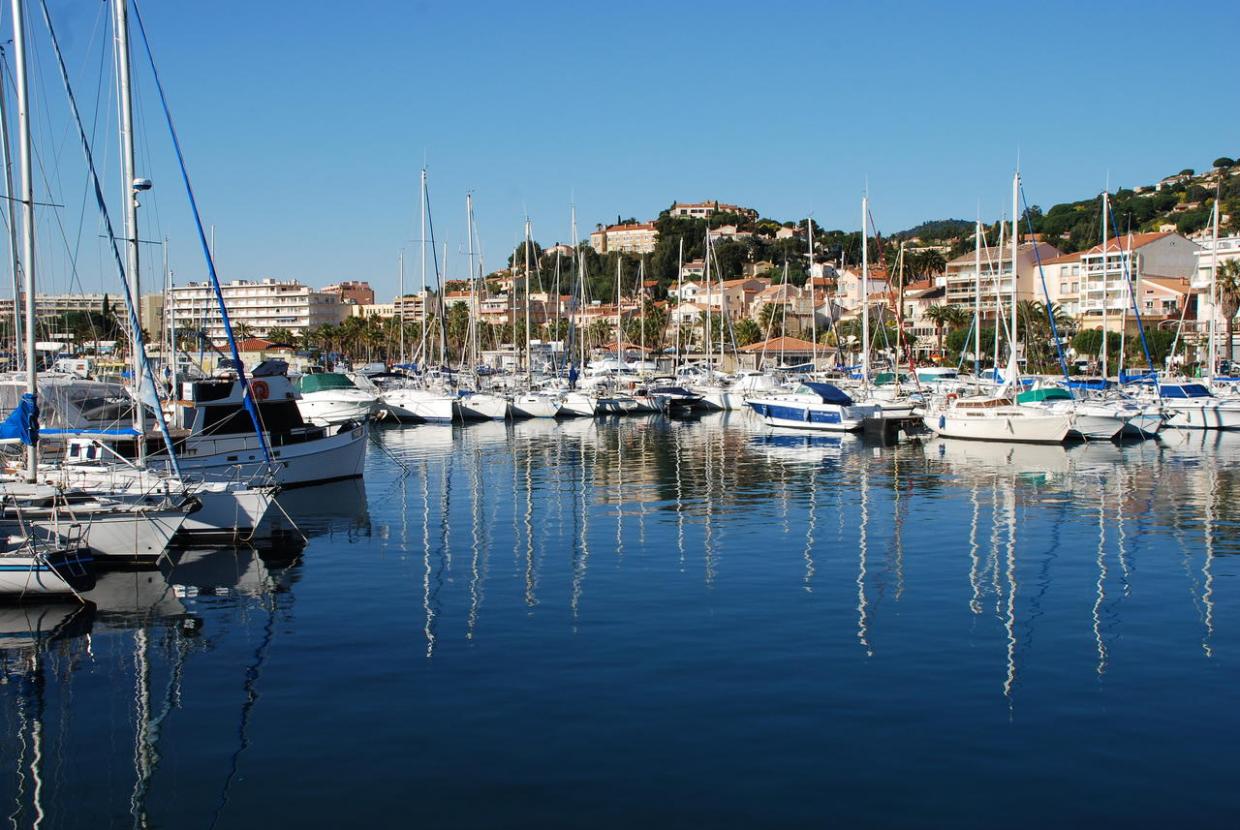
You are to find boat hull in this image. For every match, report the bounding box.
[746,399,874,432]
[923,410,1071,444]
[0,548,95,597]
[168,424,369,487]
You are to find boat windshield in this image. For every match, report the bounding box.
[297,373,357,394]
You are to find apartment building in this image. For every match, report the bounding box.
[321,280,375,306]
[168,278,347,340]
[1043,231,1200,331]
[940,241,1062,314]
[1192,234,1240,335]
[589,222,659,254]
[669,201,758,221]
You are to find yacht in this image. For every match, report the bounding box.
[747,382,880,432]
[922,393,1071,444]
[294,372,379,426]
[1157,382,1240,430]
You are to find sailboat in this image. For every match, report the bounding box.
[922,172,1071,444]
[455,194,510,421]
[509,219,563,418]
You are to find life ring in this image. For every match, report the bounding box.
[946,392,958,402]
[251,380,270,401]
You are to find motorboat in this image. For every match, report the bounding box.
[1015,387,1129,440]
[922,393,1071,444]
[294,372,379,426]
[1155,382,1240,430]
[746,382,880,432]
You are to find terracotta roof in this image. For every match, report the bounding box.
[946,241,1061,267]
[1141,276,1195,294]
[739,335,820,353]
[1083,231,1172,254]
[602,222,656,233]
[1041,251,1083,265]
[904,279,934,291]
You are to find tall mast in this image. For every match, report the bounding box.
[1100,190,1109,380]
[807,217,817,370]
[113,0,146,464]
[0,49,22,370]
[1208,195,1219,382]
[861,195,870,385]
[674,238,683,375]
[418,168,427,366]
[12,0,36,480]
[704,232,712,370]
[398,250,405,364]
[465,193,474,371]
[974,217,982,379]
[614,257,622,368]
[524,217,532,383]
[639,257,646,368]
[1010,171,1019,380]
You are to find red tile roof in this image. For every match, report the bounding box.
[738,335,820,353]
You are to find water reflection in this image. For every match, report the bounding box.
[3,416,1240,825]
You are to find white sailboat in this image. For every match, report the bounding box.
[923,172,1071,444]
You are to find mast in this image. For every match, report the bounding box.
[418,168,427,367]
[704,231,712,370]
[674,238,683,375]
[1100,190,1109,380]
[465,193,475,372]
[113,0,146,465]
[0,49,22,370]
[807,217,817,370]
[639,257,645,369]
[12,0,36,480]
[861,195,870,386]
[614,257,621,369]
[1009,170,1019,382]
[1208,195,1219,382]
[524,217,532,384]
[398,250,405,364]
[974,217,982,379]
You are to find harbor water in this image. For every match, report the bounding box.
[3,413,1239,827]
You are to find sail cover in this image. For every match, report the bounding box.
[0,393,38,445]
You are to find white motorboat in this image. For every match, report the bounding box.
[747,382,881,432]
[113,364,367,487]
[1156,383,1240,430]
[1015,387,1128,440]
[922,394,1071,444]
[294,372,379,426]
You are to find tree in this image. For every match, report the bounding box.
[1217,259,1240,363]
[757,302,786,338]
[266,326,295,345]
[733,318,761,347]
[1214,157,1235,170]
[922,304,955,355]
[234,322,255,341]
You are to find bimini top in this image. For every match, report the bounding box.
[796,382,854,405]
[1016,387,1072,403]
[296,373,357,394]
[1160,383,1212,399]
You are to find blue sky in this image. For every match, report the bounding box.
[22,0,1240,300]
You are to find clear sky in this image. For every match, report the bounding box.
[21,0,1240,301]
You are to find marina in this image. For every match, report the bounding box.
[2,415,1239,826]
[0,0,1236,824]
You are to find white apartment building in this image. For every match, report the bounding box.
[168,278,347,340]
[1192,234,1240,334]
[589,222,659,254]
[0,293,125,320]
[940,241,1062,313]
[1044,231,1200,331]
[670,201,758,220]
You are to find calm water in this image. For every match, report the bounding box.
[3,415,1239,827]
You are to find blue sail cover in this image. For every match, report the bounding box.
[0,393,38,445]
[802,382,854,405]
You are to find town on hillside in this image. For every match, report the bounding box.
[23,159,1240,376]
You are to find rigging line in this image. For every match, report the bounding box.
[128,0,272,465]
[37,0,183,479]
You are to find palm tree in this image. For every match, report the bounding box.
[1217,259,1240,363]
[266,326,295,345]
[234,322,255,341]
[757,302,785,338]
[922,304,952,355]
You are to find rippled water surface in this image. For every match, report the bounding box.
[3,414,1239,827]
